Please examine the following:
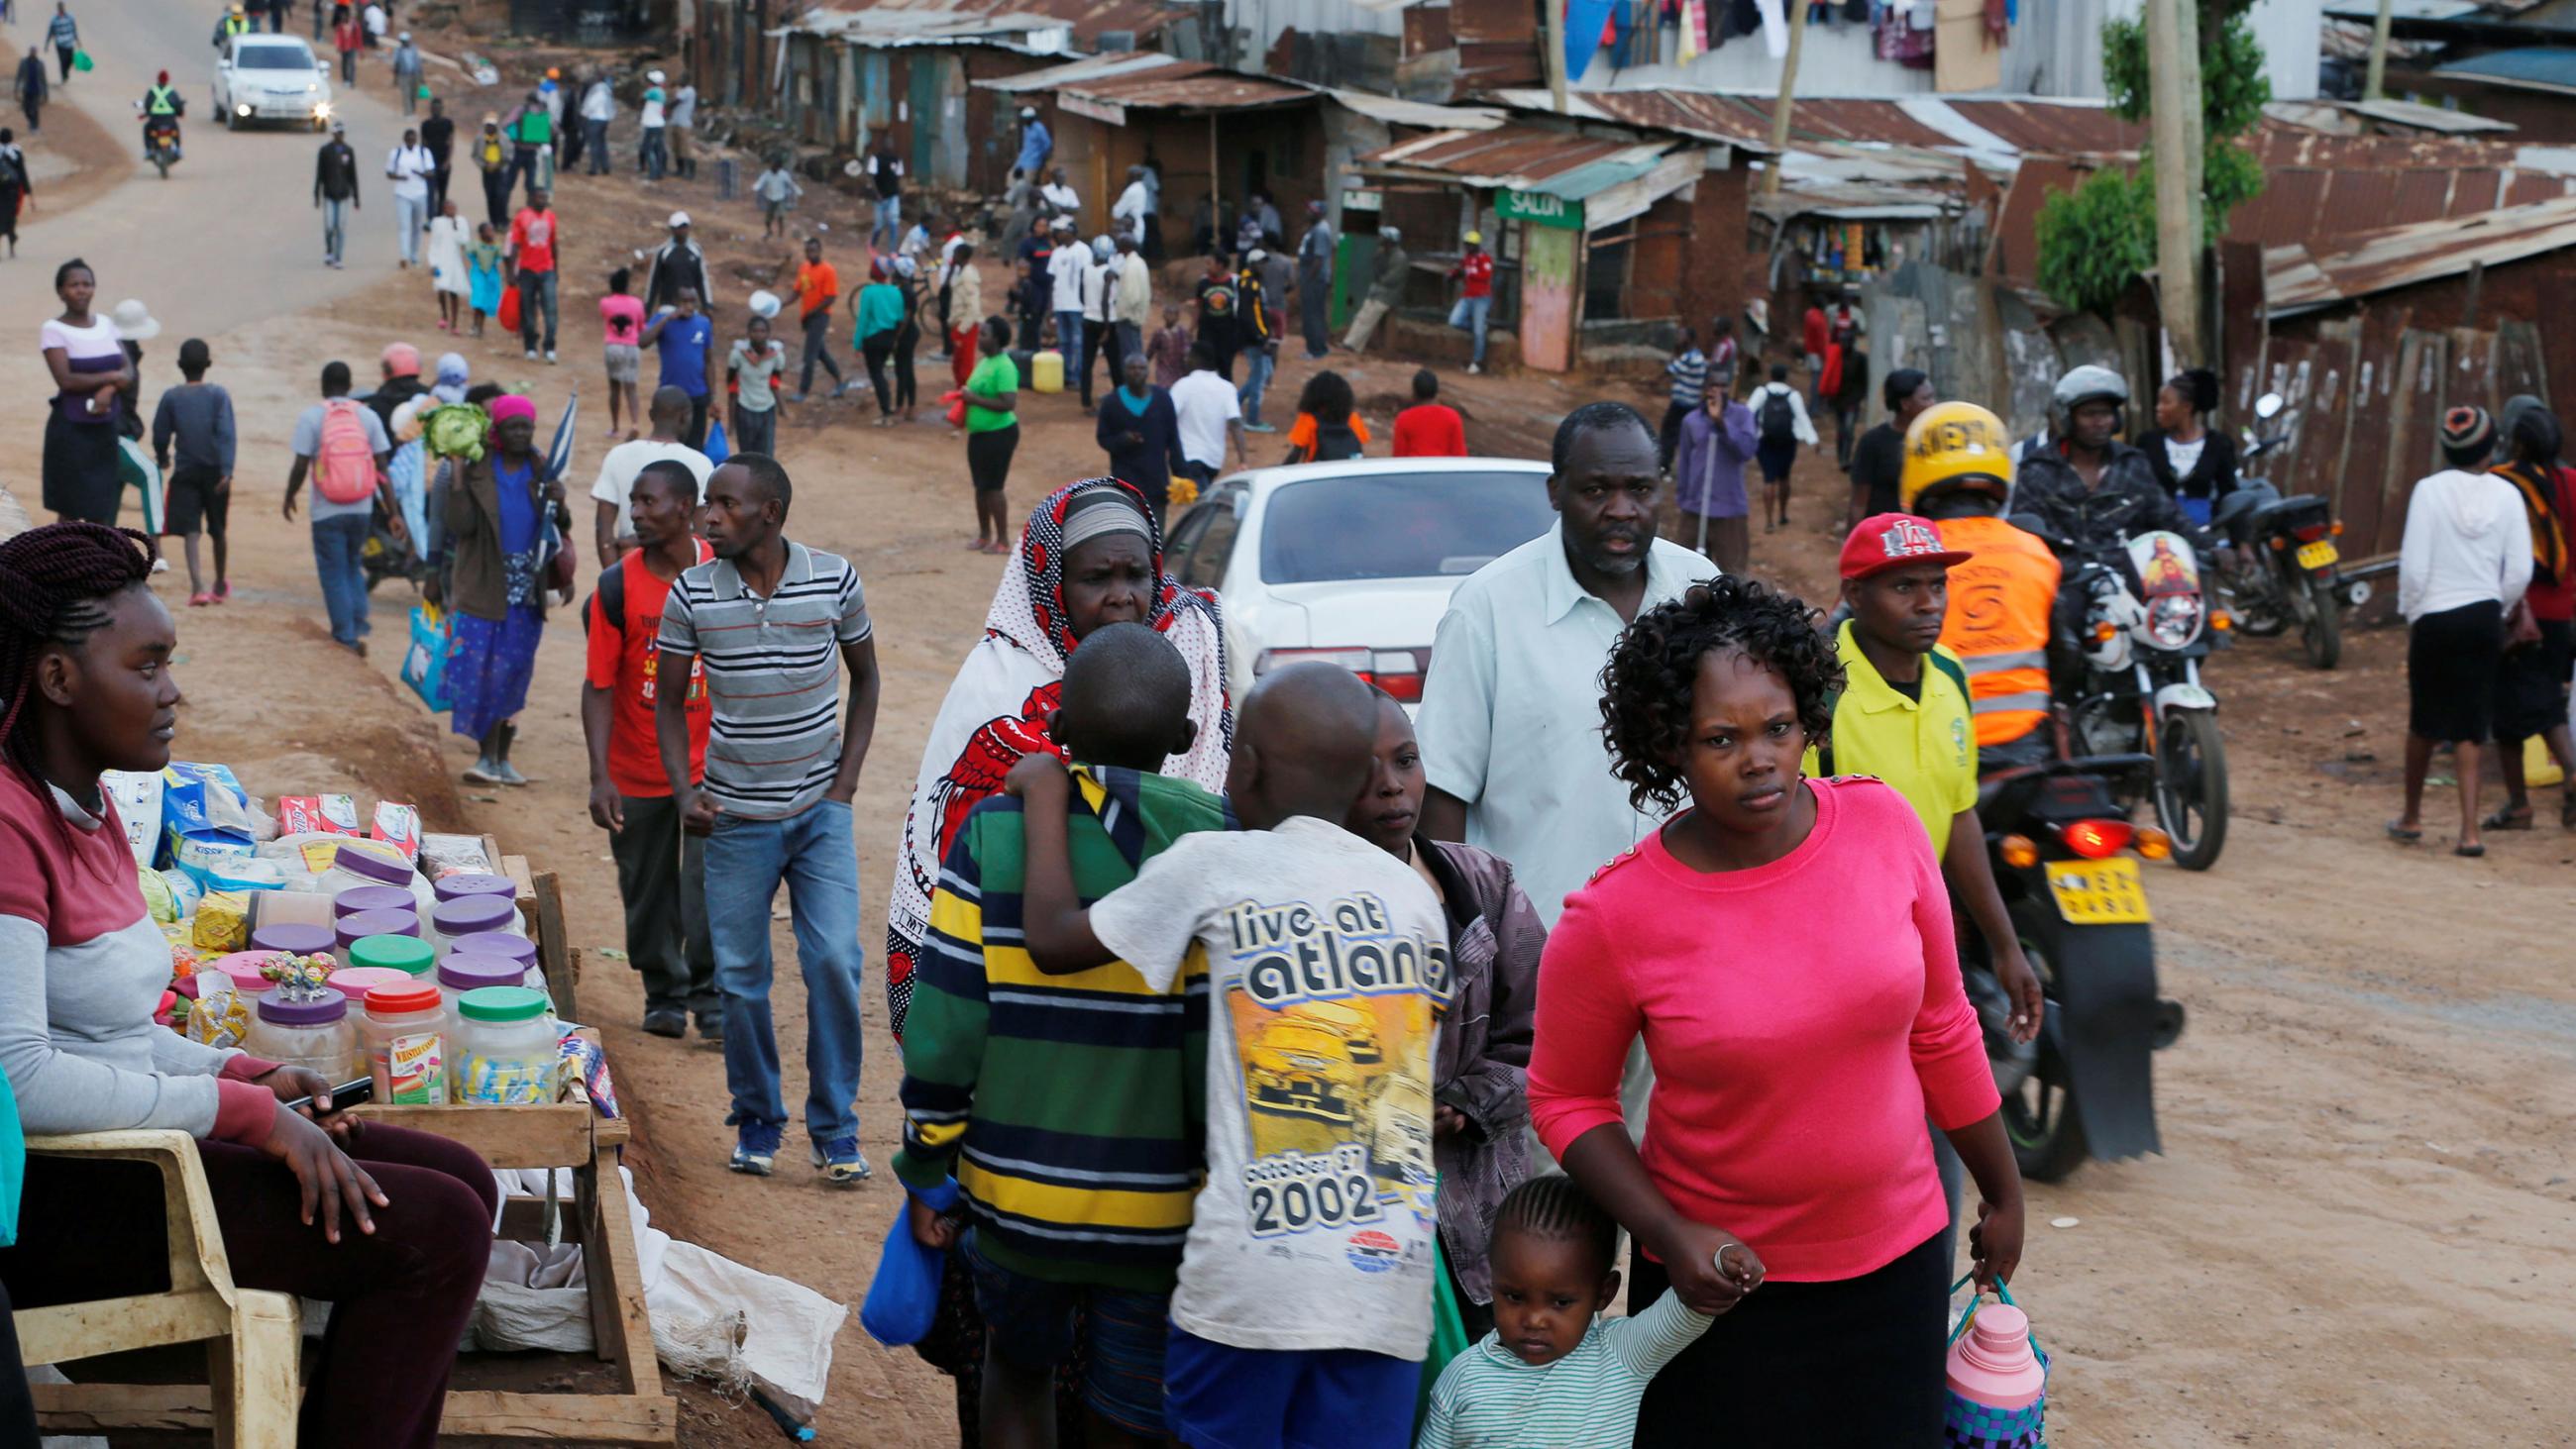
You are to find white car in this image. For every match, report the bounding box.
[213,35,334,131]
[1161,458,1558,708]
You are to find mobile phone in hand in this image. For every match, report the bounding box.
[282,1077,376,1115]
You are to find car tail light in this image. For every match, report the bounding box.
[1253,648,1426,702]
[2062,819,2134,860]
[2292,523,2330,543]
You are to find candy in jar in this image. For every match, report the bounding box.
[361,983,451,1106]
[454,986,557,1105]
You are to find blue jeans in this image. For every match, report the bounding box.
[873,194,900,247]
[1054,310,1082,362]
[321,196,348,264]
[640,126,666,180]
[703,797,865,1142]
[584,117,609,173]
[310,514,370,646]
[515,267,558,353]
[1449,293,1492,366]
[1238,346,1275,428]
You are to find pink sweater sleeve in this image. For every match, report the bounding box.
[1905,832,2002,1131]
[1526,891,1643,1160]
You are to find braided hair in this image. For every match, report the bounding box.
[0,522,156,782]
[1598,574,1843,816]
[1490,1175,1620,1281]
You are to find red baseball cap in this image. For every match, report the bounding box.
[1839,513,1974,581]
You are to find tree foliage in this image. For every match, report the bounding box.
[2036,1,2271,316]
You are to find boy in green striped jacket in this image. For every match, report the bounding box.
[894,624,1224,1445]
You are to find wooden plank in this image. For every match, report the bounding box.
[533,870,577,1023]
[34,1385,678,1444]
[585,1139,666,1400]
[501,853,539,935]
[346,1101,594,1168]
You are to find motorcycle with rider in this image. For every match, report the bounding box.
[1902,400,2187,1180]
[139,69,185,178]
[2012,365,2232,871]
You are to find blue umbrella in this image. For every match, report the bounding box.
[543,385,580,483]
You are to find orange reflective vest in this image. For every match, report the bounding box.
[1936,515,2060,748]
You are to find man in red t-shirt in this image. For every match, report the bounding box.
[583,461,718,1039]
[506,186,562,362]
[1447,231,1497,374]
[1801,295,1829,406]
[1391,367,1467,458]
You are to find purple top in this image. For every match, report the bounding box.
[1674,400,1758,519]
[332,884,416,919]
[249,922,337,958]
[445,931,536,969]
[431,894,516,940]
[257,987,351,1026]
[438,955,526,993]
[336,908,421,949]
[433,872,517,904]
[333,843,414,889]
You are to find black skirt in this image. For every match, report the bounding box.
[1633,1230,1951,1447]
[2496,617,2573,744]
[41,409,123,525]
[2409,599,2506,744]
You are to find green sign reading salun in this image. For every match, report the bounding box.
[1498,189,1584,231]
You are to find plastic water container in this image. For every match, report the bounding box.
[247,989,356,1080]
[336,908,420,951]
[444,931,536,982]
[454,986,557,1105]
[436,955,525,1014]
[1945,1301,2046,1448]
[362,983,452,1106]
[347,933,436,980]
[332,884,415,920]
[432,872,517,906]
[326,966,412,1000]
[429,895,517,956]
[1030,348,1064,393]
[248,922,336,960]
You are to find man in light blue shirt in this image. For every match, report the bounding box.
[1014,107,1050,177]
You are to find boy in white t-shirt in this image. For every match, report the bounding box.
[1007,662,1452,1449]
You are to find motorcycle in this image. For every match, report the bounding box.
[2213,391,2354,671]
[1966,753,2185,1180]
[2026,496,2232,871]
[137,103,184,180]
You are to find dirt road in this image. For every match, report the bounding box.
[5,7,2572,1442]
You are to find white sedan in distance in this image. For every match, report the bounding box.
[1160,458,1558,708]
[213,34,335,131]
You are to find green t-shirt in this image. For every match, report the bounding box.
[965,354,1019,434]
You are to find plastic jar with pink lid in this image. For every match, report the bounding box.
[331,884,416,920]
[436,955,525,1014]
[326,966,413,1000]
[209,951,283,998]
[246,989,357,1080]
[336,908,421,951]
[361,983,452,1106]
[248,922,336,960]
[433,873,517,906]
[429,895,517,956]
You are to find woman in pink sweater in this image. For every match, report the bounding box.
[1527,575,2025,1446]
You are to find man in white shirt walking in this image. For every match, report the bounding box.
[591,385,713,564]
[580,72,614,175]
[387,126,435,269]
[1112,164,1152,249]
[1039,164,1078,217]
[1045,217,1087,377]
[1110,232,1152,371]
[1168,344,1244,489]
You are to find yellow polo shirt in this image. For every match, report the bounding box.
[1807,619,1979,855]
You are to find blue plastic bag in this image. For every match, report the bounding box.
[403,603,452,713]
[860,1178,958,1347]
[702,418,730,466]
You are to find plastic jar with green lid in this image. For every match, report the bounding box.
[348,933,435,978]
[454,986,558,1105]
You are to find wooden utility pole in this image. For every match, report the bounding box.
[2366,0,2396,101]
[1541,0,1569,114]
[2147,0,2202,365]
[1764,0,1811,196]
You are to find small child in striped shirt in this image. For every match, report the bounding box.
[1417,1176,1717,1449]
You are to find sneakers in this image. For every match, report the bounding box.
[492,761,531,787]
[525,348,539,361]
[1467,362,1483,374]
[811,1136,872,1188]
[729,1120,783,1176]
[641,1009,687,1039]
[1245,422,1277,434]
[546,350,559,364]
[462,760,501,784]
[696,1011,725,1043]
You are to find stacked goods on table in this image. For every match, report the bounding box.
[105,760,615,1115]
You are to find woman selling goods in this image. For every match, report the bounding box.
[1344,687,1540,1339]
[438,393,573,787]
[1528,573,2026,1446]
[0,522,496,1449]
[40,259,133,527]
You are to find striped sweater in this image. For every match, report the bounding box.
[893,764,1227,1290]
[1416,1290,1713,1448]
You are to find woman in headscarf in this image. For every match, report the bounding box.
[439,393,572,786]
[2489,394,2575,830]
[885,475,1232,1041]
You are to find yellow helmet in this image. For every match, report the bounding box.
[1900,401,2013,513]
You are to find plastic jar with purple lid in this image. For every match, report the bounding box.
[443,931,536,974]
[336,908,421,950]
[437,954,527,1011]
[332,843,414,890]
[249,922,337,959]
[429,895,517,954]
[433,872,517,905]
[247,988,356,1079]
[332,884,416,920]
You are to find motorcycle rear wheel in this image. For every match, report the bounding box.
[2155,708,2229,871]
[2300,572,2342,671]
[1999,900,2089,1183]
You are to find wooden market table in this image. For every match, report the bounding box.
[31,851,681,1444]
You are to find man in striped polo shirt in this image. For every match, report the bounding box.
[656,453,883,1183]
